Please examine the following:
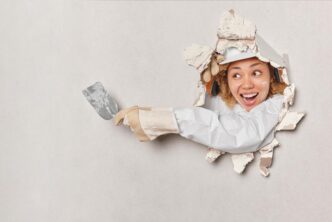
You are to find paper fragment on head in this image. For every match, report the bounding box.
[216,10,256,53]
[183,44,214,73]
[184,10,304,176]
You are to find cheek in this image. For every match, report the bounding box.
[256,79,270,91]
[256,79,270,94]
[260,80,269,87]
[228,80,240,94]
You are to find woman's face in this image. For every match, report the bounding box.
[227,57,271,111]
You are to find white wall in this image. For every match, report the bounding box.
[1,1,331,221]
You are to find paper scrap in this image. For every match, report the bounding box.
[217,10,256,40]
[259,138,279,177]
[216,38,256,54]
[193,81,206,107]
[281,54,290,85]
[278,84,295,121]
[183,44,214,72]
[283,84,295,107]
[210,59,220,76]
[202,68,212,83]
[231,153,254,174]
[276,111,305,131]
[205,148,225,163]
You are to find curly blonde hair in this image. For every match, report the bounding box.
[203,63,288,108]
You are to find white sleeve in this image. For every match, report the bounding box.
[173,95,283,153]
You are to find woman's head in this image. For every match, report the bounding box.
[215,57,287,111]
[227,57,271,111]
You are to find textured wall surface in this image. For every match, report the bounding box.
[0,1,331,222]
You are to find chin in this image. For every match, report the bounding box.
[243,105,255,112]
[238,100,260,111]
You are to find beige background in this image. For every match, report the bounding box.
[1,1,331,221]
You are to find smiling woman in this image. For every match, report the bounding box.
[84,10,304,175]
[227,58,271,111]
[218,57,287,111]
[112,21,288,154]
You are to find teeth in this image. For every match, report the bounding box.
[242,93,258,98]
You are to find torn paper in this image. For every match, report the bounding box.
[231,153,254,174]
[217,10,256,40]
[216,10,256,55]
[276,111,305,131]
[192,10,304,175]
[283,84,296,107]
[255,35,286,68]
[281,54,291,85]
[183,44,214,72]
[278,84,296,121]
[82,10,305,178]
[193,81,206,107]
[216,39,256,54]
[259,138,279,177]
[205,148,225,163]
[202,68,212,83]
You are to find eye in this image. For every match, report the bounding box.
[232,73,241,79]
[253,70,262,76]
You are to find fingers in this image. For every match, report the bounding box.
[113,106,138,125]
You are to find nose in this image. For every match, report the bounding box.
[242,75,254,89]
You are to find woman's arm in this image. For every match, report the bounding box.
[174,95,283,153]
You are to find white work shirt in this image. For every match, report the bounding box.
[173,94,283,153]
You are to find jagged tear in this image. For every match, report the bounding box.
[184,10,305,176]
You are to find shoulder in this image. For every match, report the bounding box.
[203,93,232,114]
[233,94,284,116]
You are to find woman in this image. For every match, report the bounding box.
[83,11,303,175]
[114,49,288,153]
[85,10,291,154]
[215,57,286,112]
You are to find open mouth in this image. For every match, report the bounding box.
[240,93,258,103]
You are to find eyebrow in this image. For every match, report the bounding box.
[228,66,241,71]
[228,62,263,71]
[249,62,262,68]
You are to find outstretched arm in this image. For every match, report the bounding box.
[173,95,283,153]
[83,82,284,154]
